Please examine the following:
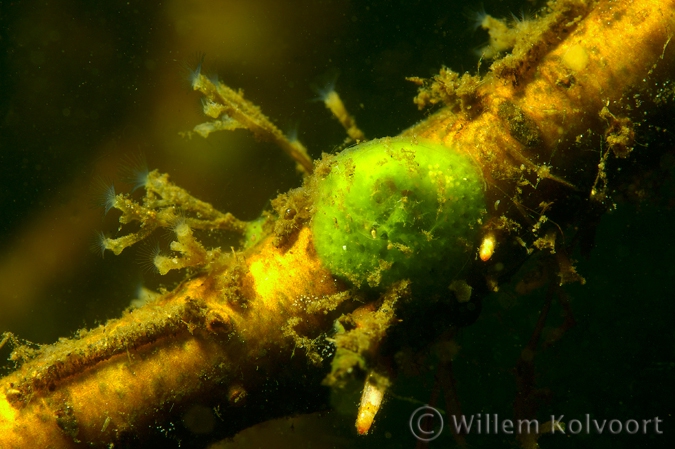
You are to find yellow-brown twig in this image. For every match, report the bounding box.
[188,72,314,175]
[0,228,349,447]
[321,90,366,142]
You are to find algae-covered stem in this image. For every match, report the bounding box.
[406,0,675,283]
[0,225,355,447]
[1,0,674,447]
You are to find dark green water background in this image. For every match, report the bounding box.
[1,1,673,448]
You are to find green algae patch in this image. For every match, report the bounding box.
[311,137,486,288]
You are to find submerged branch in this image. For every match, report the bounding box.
[186,72,314,175]
[1,0,674,447]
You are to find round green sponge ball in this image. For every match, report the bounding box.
[312,137,486,288]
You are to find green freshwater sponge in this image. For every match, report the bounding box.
[312,137,486,288]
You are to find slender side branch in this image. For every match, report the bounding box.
[321,90,366,142]
[101,169,248,267]
[187,71,314,174]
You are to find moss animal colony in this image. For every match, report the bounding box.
[1,0,674,447]
[312,137,485,288]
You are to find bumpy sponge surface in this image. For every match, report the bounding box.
[312,137,486,287]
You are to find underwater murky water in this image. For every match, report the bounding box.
[1,1,674,448]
